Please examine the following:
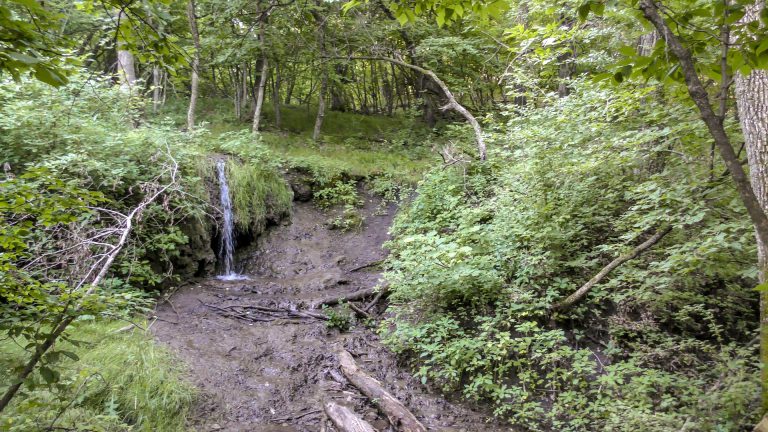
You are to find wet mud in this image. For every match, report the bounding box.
[152,194,501,431]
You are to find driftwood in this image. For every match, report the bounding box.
[311,284,389,309]
[323,401,377,432]
[337,350,426,432]
[552,226,673,312]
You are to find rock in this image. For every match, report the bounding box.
[291,181,313,202]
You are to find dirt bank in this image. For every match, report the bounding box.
[152,193,499,431]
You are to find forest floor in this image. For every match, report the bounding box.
[152,192,497,431]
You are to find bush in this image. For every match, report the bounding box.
[381,81,761,430]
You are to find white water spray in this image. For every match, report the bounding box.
[216,159,248,281]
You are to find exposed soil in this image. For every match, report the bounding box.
[152,193,500,431]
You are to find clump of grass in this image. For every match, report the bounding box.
[226,159,293,233]
[0,320,195,432]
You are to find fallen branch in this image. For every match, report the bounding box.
[200,300,329,322]
[323,401,377,432]
[337,350,426,432]
[348,259,384,272]
[348,302,372,320]
[552,226,673,312]
[329,55,486,161]
[311,284,388,309]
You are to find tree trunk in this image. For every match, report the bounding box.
[734,0,768,414]
[116,10,136,94]
[314,71,327,141]
[252,57,269,132]
[311,0,327,141]
[186,0,201,131]
[273,64,282,128]
[152,66,163,114]
[323,401,376,432]
[640,0,768,417]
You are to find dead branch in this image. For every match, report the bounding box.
[311,284,389,309]
[337,350,426,432]
[323,401,377,432]
[348,302,372,320]
[200,300,330,322]
[552,226,673,312]
[0,152,180,414]
[329,55,486,161]
[348,259,384,272]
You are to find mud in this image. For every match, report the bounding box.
[152,193,500,431]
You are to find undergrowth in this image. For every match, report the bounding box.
[0,321,195,432]
[381,81,761,431]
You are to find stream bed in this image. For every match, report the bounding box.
[152,194,498,431]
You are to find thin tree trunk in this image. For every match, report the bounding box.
[314,71,327,141]
[186,0,201,131]
[273,64,282,128]
[116,11,136,95]
[252,57,269,132]
[152,66,163,114]
[311,1,327,141]
[638,0,768,248]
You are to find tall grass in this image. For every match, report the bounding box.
[0,321,195,432]
[226,159,293,232]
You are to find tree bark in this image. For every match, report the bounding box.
[152,66,163,114]
[116,10,136,94]
[186,0,201,131]
[338,350,427,432]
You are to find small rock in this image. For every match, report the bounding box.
[291,182,313,202]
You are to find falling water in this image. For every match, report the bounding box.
[216,159,248,281]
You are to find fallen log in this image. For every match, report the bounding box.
[323,401,377,432]
[337,350,426,432]
[311,284,389,309]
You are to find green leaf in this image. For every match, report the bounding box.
[39,366,57,384]
[33,66,67,87]
[7,52,42,65]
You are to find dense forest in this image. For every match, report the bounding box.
[2,0,768,430]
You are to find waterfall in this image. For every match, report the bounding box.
[216,159,248,281]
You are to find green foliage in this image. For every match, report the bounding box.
[214,131,293,233]
[382,80,761,430]
[323,304,354,331]
[0,321,195,432]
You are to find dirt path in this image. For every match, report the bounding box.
[152,194,497,431]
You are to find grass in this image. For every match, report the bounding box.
[155,97,438,186]
[0,320,195,432]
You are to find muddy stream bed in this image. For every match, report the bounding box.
[152,194,499,431]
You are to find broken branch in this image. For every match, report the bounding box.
[552,226,673,312]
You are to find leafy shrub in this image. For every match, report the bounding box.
[381,81,761,430]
